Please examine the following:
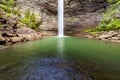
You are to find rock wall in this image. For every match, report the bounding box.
[15,0,108,31]
[40,0,107,31]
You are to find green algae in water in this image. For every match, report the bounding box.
[0,37,120,80]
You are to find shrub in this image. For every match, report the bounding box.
[0,4,11,12]
[20,10,39,30]
[7,0,15,7]
[0,0,15,13]
[97,0,120,31]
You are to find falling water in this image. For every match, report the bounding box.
[58,0,64,37]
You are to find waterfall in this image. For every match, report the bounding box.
[58,0,64,37]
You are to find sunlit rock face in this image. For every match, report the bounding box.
[16,0,108,31]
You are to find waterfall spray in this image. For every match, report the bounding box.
[58,0,64,37]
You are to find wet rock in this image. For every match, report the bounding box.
[2,31,16,37]
[18,34,39,41]
[16,27,40,41]
[15,27,36,34]
[117,34,120,37]
[95,30,120,43]
[85,35,94,39]
[10,37,23,43]
[0,45,8,49]
[110,40,120,43]
[98,31,118,40]
[106,31,118,36]
[0,35,5,41]
[0,35,6,44]
[98,35,112,40]
[111,37,120,40]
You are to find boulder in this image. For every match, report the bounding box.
[98,31,119,40]
[117,34,120,37]
[18,34,39,41]
[85,35,94,39]
[98,34,112,40]
[10,37,22,43]
[16,27,40,41]
[2,30,16,37]
[15,27,36,34]
[0,35,6,44]
[0,35,5,41]
[111,37,120,40]
[106,31,118,36]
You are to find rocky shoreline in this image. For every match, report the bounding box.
[0,7,56,49]
[1,28,120,49]
[0,26,56,49]
[65,29,120,43]
[84,30,120,43]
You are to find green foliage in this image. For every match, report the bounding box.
[13,9,21,16]
[97,0,120,31]
[107,0,120,3]
[20,10,39,30]
[107,0,114,3]
[98,19,120,31]
[0,4,11,12]
[84,28,99,36]
[7,0,15,7]
[0,0,7,4]
[0,0,15,13]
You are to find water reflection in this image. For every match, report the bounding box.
[57,37,64,56]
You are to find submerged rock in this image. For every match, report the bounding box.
[0,45,8,49]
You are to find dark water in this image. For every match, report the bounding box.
[0,37,120,80]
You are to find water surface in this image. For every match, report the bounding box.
[0,37,120,80]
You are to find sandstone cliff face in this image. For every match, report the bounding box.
[16,0,108,31]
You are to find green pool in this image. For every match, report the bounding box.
[0,37,120,80]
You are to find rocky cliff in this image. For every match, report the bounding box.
[14,0,108,31]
